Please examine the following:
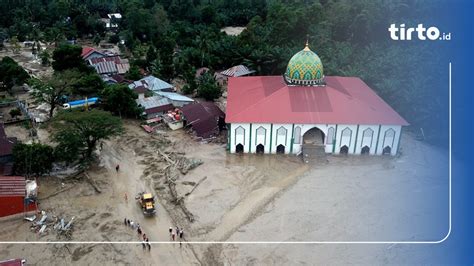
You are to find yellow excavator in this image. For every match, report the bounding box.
[136,192,156,216]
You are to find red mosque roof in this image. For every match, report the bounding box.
[225,76,408,125]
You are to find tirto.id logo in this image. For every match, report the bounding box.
[388,24,451,41]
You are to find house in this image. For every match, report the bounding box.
[102,13,122,30]
[220,65,255,78]
[155,91,194,107]
[0,176,37,217]
[88,56,130,75]
[226,43,408,156]
[136,96,174,119]
[129,76,174,93]
[81,47,106,61]
[181,102,225,138]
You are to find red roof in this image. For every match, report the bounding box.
[81,47,96,58]
[226,76,408,125]
[0,176,26,197]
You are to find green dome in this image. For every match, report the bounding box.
[284,44,325,86]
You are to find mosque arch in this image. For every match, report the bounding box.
[235,144,244,153]
[340,145,349,155]
[276,126,288,145]
[256,144,265,154]
[383,128,396,150]
[235,126,245,145]
[326,127,335,144]
[255,126,266,145]
[276,144,285,154]
[293,126,302,144]
[361,146,370,155]
[303,127,325,145]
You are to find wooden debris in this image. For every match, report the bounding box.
[185,176,207,196]
[84,173,101,193]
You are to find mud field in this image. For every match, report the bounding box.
[0,120,450,265]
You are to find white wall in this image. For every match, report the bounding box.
[354,125,380,155]
[250,123,271,153]
[230,123,403,156]
[375,125,402,155]
[333,124,358,155]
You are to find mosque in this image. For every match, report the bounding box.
[225,43,408,156]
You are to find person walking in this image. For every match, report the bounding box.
[137,227,142,236]
[127,219,130,226]
[146,238,151,251]
[179,229,184,240]
[115,164,120,172]
[169,227,172,239]
[171,231,176,241]
[176,226,179,237]
[141,240,146,250]
[124,218,127,225]
[143,233,147,241]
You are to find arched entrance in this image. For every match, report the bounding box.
[340,145,349,155]
[303,127,325,145]
[361,146,370,155]
[276,144,285,154]
[256,144,264,154]
[383,146,391,155]
[235,144,244,153]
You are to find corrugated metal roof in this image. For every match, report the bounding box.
[155,91,194,102]
[220,65,255,77]
[136,96,171,109]
[181,102,225,138]
[226,76,409,125]
[0,176,26,197]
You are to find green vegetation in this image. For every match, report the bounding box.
[9,108,22,118]
[51,44,90,73]
[0,57,30,92]
[0,0,446,142]
[197,71,222,100]
[53,110,123,163]
[30,70,79,118]
[13,143,55,177]
[100,84,141,117]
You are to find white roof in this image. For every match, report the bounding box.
[129,76,173,92]
[220,65,254,77]
[108,13,122,19]
[156,91,194,102]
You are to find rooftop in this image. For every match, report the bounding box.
[226,76,408,125]
[0,176,26,197]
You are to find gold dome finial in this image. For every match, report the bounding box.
[304,35,310,51]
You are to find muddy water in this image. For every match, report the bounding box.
[99,138,199,265]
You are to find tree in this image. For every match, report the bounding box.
[53,110,123,162]
[0,57,30,92]
[9,108,22,119]
[10,36,21,53]
[125,65,142,80]
[197,71,222,101]
[100,84,141,117]
[30,70,79,118]
[52,44,90,72]
[40,50,51,66]
[13,143,55,177]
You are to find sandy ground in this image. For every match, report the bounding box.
[0,121,450,265]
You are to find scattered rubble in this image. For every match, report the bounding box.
[28,211,75,240]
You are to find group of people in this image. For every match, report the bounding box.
[124,218,151,251]
[169,226,184,246]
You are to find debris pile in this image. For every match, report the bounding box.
[26,211,75,240]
